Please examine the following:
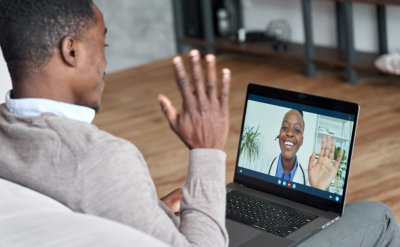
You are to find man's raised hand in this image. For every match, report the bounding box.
[158,50,231,150]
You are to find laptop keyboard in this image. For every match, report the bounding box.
[226,190,316,237]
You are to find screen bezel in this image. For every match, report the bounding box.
[234,83,359,215]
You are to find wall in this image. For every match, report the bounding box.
[242,0,400,53]
[94,0,176,73]
[95,0,400,71]
[0,0,177,101]
[0,48,12,104]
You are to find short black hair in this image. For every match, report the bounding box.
[296,110,303,117]
[294,109,305,131]
[284,109,305,132]
[0,0,96,78]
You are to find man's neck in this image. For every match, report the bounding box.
[12,73,75,104]
[11,53,76,104]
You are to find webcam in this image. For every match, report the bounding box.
[298,93,306,100]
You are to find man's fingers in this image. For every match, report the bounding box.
[164,50,230,150]
[160,188,183,214]
[189,50,207,102]
[205,54,217,100]
[158,94,178,129]
[220,68,231,113]
[172,56,195,109]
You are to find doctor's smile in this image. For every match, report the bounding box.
[284,141,294,148]
[281,139,297,153]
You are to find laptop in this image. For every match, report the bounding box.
[226,83,359,247]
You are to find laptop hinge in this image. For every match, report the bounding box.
[321,216,340,229]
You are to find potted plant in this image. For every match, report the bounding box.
[334,146,347,193]
[240,125,261,166]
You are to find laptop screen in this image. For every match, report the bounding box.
[235,84,358,210]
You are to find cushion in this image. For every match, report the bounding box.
[0,178,71,218]
[0,178,169,247]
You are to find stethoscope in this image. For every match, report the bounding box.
[267,156,306,185]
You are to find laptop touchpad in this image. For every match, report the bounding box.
[227,219,294,247]
[240,232,294,247]
[227,219,260,247]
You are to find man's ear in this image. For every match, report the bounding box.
[60,36,79,67]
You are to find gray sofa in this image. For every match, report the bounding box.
[0,178,169,247]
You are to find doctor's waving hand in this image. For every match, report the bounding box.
[308,135,343,190]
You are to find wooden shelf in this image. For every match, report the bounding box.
[173,0,397,84]
[180,37,381,73]
[314,46,381,73]
[349,0,400,6]
[181,37,305,63]
[324,0,400,6]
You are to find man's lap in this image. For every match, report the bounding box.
[297,201,400,247]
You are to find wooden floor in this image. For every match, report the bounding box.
[94,53,400,225]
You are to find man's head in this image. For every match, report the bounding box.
[0,0,108,111]
[278,109,305,162]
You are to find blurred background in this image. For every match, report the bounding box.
[1,0,400,93]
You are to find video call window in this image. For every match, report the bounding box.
[238,100,354,196]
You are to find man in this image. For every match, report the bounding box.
[0,1,399,247]
[0,0,230,246]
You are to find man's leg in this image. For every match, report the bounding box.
[297,201,400,247]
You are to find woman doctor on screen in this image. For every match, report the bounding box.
[253,109,343,191]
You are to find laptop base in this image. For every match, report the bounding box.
[226,183,336,247]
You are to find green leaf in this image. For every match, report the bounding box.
[240,125,262,163]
